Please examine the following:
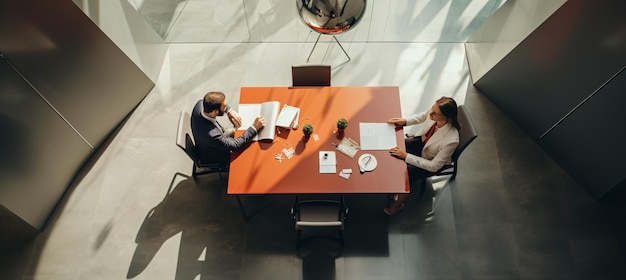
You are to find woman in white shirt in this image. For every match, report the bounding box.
[384,97,460,215]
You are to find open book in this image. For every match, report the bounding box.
[238,101,280,141]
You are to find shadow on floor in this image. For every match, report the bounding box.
[127,172,244,279]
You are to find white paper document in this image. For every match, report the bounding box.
[238,104,261,130]
[359,123,397,150]
[238,101,280,141]
[319,151,337,174]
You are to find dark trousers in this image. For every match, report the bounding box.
[404,136,435,193]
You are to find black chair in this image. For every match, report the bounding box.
[291,195,348,248]
[421,105,477,216]
[291,65,331,87]
[176,111,228,178]
[432,105,478,179]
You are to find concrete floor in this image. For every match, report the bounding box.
[2,0,625,279]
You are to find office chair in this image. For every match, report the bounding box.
[291,195,348,248]
[292,65,331,87]
[431,105,478,180]
[176,111,228,179]
[420,105,477,217]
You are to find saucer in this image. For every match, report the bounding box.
[358,153,377,172]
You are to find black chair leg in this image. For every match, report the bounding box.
[338,230,344,248]
[296,230,302,249]
[236,196,250,221]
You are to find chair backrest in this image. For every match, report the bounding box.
[452,105,478,163]
[292,65,331,87]
[176,110,199,162]
[295,200,345,227]
[292,197,347,247]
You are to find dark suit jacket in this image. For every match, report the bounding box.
[190,100,258,165]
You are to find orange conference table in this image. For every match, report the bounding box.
[228,86,409,197]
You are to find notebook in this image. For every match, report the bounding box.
[275,105,300,129]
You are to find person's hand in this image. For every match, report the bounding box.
[227,110,243,129]
[252,116,265,130]
[389,146,408,160]
[387,117,407,127]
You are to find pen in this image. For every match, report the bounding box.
[348,138,359,147]
[363,155,371,167]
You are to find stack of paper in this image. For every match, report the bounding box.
[359,123,397,150]
[275,105,300,129]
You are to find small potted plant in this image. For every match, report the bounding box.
[336,118,348,131]
[335,118,348,139]
[302,123,314,139]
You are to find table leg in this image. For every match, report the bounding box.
[235,195,249,221]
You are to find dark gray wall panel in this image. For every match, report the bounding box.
[0,58,92,230]
[538,68,626,198]
[474,0,626,139]
[0,0,154,148]
[0,204,38,248]
[470,0,626,198]
[0,0,155,230]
